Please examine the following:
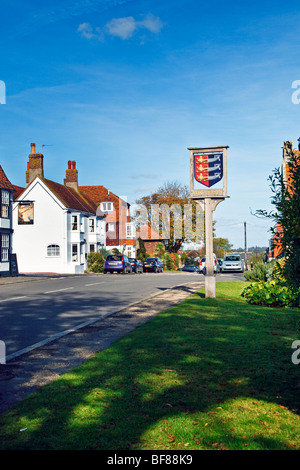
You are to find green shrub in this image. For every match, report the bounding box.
[164,252,175,270]
[87,251,104,273]
[173,252,180,269]
[267,258,287,282]
[136,238,149,261]
[241,280,299,308]
[154,242,166,259]
[244,261,270,281]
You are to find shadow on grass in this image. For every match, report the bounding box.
[1,283,300,450]
[197,291,205,298]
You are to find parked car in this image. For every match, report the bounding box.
[217,258,223,272]
[200,254,220,274]
[129,258,143,274]
[103,254,132,274]
[222,254,244,273]
[143,257,164,273]
[182,265,199,273]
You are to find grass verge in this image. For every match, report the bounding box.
[0,281,300,450]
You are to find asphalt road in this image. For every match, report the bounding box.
[0,271,245,360]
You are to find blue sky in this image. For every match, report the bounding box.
[1,0,300,248]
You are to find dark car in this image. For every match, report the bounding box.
[143,257,164,273]
[217,258,223,272]
[182,265,199,273]
[129,258,143,274]
[103,254,132,274]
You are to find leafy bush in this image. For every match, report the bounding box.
[87,251,104,273]
[164,252,175,270]
[255,143,300,292]
[100,248,111,259]
[243,261,270,282]
[136,238,150,261]
[267,257,287,282]
[154,242,165,259]
[173,252,180,269]
[241,281,299,308]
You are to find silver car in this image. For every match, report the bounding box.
[222,254,244,273]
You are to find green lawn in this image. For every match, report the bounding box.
[0,281,300,450]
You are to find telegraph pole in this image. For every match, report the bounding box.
[244,221,248,270]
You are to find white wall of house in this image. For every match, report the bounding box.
[12,178,106,274]
[12,179,67,273]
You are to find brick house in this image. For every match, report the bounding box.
[136,225,168,257]
[269,141,299,259]
[79,186,136,258]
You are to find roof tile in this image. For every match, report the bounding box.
[0,166,15,191]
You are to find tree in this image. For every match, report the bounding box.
[136,237,149,261]
[180,251,188,266]
[213,237,233,258]
[135,181,204,253]
[256,141,300,292]
[154,242,166,258]
[164,252,175,270]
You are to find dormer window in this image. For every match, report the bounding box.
[101,202,113,213]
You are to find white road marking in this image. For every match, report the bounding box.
[0,296,28,303]
[85,282,105,286]
[44,287,74,294]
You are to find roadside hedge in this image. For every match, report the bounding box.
[241,281,299,308]
[87,252,104,273]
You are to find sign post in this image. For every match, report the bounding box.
[189,146,229,298]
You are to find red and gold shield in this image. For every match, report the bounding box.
[194,153,223,188]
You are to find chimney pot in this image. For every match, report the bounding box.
[64,160,78,191]
[27,142,44,186]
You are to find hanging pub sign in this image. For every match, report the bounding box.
[18,202,34,224]
[189,146,229,199]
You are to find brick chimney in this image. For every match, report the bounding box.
[64,160,78,191]
[26,143,44,186]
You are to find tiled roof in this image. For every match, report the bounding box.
[14,177,99,214]
[43,179,98,213]
[0,166,15,191]
[79,185,126,205]
[12,185,25,200]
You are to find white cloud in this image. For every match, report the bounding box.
[78,14,164,41]
[106,14,164,39]
[106,16,137,39]
[77,22,103,40]
[139,14,164,34]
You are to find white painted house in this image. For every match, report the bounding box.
[12,144,106,274]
